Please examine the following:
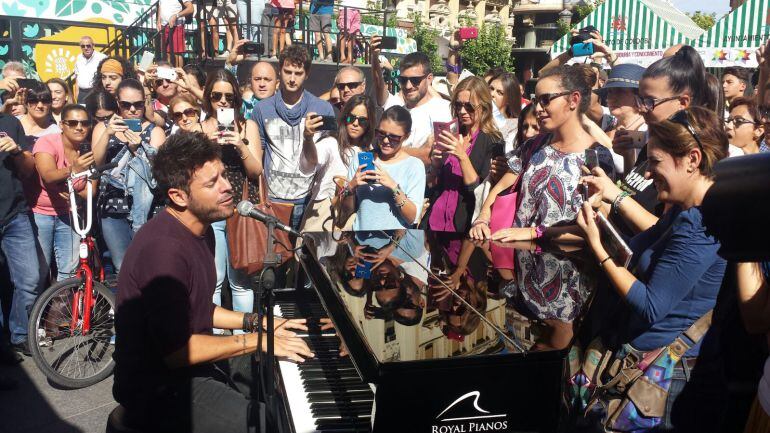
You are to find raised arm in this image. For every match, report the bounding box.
[370,36,390,107]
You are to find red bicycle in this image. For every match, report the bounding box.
[28,163,118,389]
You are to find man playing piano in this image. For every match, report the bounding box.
[112,132,314,433]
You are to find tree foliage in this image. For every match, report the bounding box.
[557,0,604,38]
[410,13,444,75]
[458,24,514,76]
[687,11,717,31]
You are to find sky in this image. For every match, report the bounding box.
[672,0,731,16]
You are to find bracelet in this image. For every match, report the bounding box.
[395,197,407,208]
[534,224,546,239]
[612,191,630,215]
[599,256,612,267]
[471,219,489,227]
[341,186,352,198]
[242,313,261,332]
[392,184,403,198]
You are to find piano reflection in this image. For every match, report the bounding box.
[273,230,598,433]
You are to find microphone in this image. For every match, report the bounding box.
[236,200,302,237]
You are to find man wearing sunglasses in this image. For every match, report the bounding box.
[371,37,452,163]
[335,66,367,106]
[73,36,107,104]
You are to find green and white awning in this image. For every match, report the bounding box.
[550,0,704,66]
[693,0,770,67]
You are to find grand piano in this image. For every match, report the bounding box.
[273,229,598,433]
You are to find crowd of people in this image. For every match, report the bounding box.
[0,21,770,433]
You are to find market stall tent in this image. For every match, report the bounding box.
[692,0,770,68]
[550,0,704,67]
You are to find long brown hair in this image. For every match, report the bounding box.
[451,76,502,141]
[335,94,376,166]
[202,69,245,126]
[487,71,522,118]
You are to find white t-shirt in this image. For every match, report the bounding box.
[383,93,452,150]
[728,144,745,157]
[74,51,107,89]
[159,0,190,25]
[299,135,357,201]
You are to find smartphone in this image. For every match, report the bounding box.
[17,78,38,90]
[433,119,458,142]
[358,151,376,173]
[458,27,478,40]
[242,42,264,54]
[380,36,397,50]
[583,148,599,200]
[317,115,337,131]
[217,107,235,126]
[355,260,373,279]
[571,42,595,57]
[138,51,155,71]
[625,130,646,147]
[124,118,142,132]
[79,141,92,154]
[156,66,177,82]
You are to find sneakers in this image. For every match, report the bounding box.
[11,341,31,357]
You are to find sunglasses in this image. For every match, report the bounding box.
[724,116,757,127]
[534,91,572,107]
[344,114,368,127]
[210,91,235,102]
[453,101,478,114]
[94,113,114,122]
[119,100,145,111]
[375,129,404,144]
[80,44,93,48]
[26,96,53,105]
[172,108,200,121]
[336,81,362,92]
[634,95,679,112]
[668,110,704,153]
[62,119,92,128]
[398,75,427,87]
[154,78,173,87]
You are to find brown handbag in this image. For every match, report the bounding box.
[225,176,295,275]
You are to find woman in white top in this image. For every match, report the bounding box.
[301,94,376,231]
[486,71,521,153]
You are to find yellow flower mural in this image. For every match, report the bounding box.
[32,18,119,81]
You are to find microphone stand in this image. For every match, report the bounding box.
[254,219,282,427]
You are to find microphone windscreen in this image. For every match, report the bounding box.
[236,200,254,217]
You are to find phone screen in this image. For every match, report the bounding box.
[358,151,376,173]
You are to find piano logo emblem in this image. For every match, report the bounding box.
[432,391,508,432]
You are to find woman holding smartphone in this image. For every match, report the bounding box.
[300,94,375,232]
[200,69,263,320]
[92,78,165,273]
[424,76,504,233]
[341,105,425,231]
[31,104,95,281]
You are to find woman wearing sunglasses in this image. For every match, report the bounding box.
[168,93,203,134]
[300,94,375,232]
[200,69,263,320]
[341,105,425,231]
[725,97,766,155]
[424,76,504,233]
[577,107,728,431]
[92,79,166,273]
[46,78,72,124]
[19,83,61,145]
[31,104,96,281]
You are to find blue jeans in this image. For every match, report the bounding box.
[125,151,157,234]
[237,0,266,42]
[653,358,726,432]
[212,220,253,329]
[33,212,81,281]
[101,216,133,274]
[0,213,44,344]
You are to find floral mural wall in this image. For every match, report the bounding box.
[0,0,151,80]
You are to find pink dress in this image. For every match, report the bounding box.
[272,0,295,12]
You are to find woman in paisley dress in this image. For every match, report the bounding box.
[469,64,615,339]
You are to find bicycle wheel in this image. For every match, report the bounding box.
[28,277,116,389]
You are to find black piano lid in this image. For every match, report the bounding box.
[300,229,599,384]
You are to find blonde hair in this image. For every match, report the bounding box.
[451,76,503,141]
